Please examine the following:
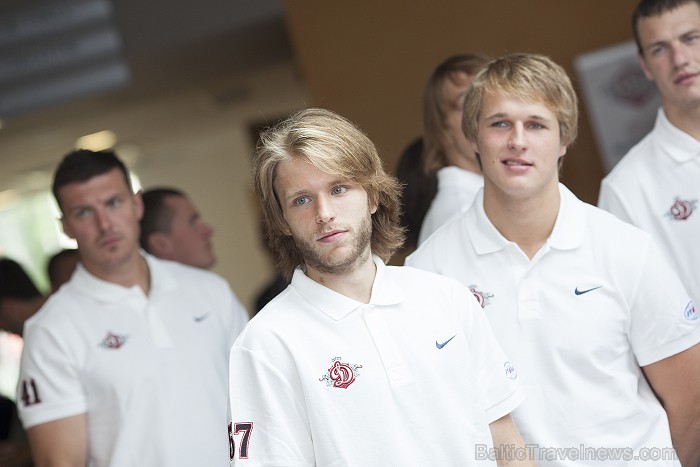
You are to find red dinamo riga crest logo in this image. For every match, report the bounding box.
[666,197,697,221]
[469,285,493,309]
[319,357,362,389]
[99,332,127,349]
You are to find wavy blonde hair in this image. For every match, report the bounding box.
[253,108,405,278]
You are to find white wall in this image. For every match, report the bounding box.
[134,62,308,313]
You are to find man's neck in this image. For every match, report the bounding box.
[445,148,481,174]
[483,183,561,260]
[83,252,151,295]
[664,103,700,141]
[305,251,377,303]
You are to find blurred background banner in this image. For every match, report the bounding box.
[574,40,660,174]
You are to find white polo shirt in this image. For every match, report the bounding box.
[418,166,483,246]
[599,107,700,309]
[228,256,524,466]
[18,253,248,467]
[407,185,699,467]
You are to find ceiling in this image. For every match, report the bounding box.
[0,0,294,193]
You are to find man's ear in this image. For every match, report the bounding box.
[280,221,292,236]
[369,200,378,215]
[147,232,173,255]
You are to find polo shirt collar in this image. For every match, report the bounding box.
[548,184,586,251]
[464,189,509,255]
[656,108,700,164]
[290,255,403,320]
[68,251,176,303]
[466,184,585,255]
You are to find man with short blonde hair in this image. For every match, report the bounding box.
[409,53,700,467]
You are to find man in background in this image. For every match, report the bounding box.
[46,248,79,293]
[408,53,700,467]
[140,187,216,269]
[418,53,490,245]
[18,149,247,467]
[599,0,700,310]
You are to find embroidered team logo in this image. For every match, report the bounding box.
[666,197,697,221]
[319,357,362,389]
[504,362,518,380]
[99,332,128,349]
[469,285,493,309]
[684,301,697,321]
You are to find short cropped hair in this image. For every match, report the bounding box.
[632,0,700,53]
[423,53,491,174]
[140,188,185,251]
[253,108,405,278]
[462,53,579,149]
[52,149,131,210]
[0,258,41,300]
[47,248,78,289]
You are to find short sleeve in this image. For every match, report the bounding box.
[228,346,314,467]
[453,283,525,423]
[225,288,250,348]
[17,322,86,429]
[405,242,440,271]
[629,241,700,366]
[598,180,634,224]
[211,275,249,349]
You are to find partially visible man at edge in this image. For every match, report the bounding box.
[17,149,248,467]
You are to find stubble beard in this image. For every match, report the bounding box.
[294,213,373,276]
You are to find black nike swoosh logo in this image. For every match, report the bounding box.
[574,286,602,295]
[436,335,457,349]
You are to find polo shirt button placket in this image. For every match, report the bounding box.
[362,305,412,388]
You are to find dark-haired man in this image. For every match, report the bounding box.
[600,0,700,334]
[140,188,216,269]
[18,149,247,467]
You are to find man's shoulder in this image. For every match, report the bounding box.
[603,128,659,186]
[585,202,651,234]
[411,210,472,266]
[232,288,299,344]
[387,264,467,295]
[22,290,87,345]
[580,203,657,262]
